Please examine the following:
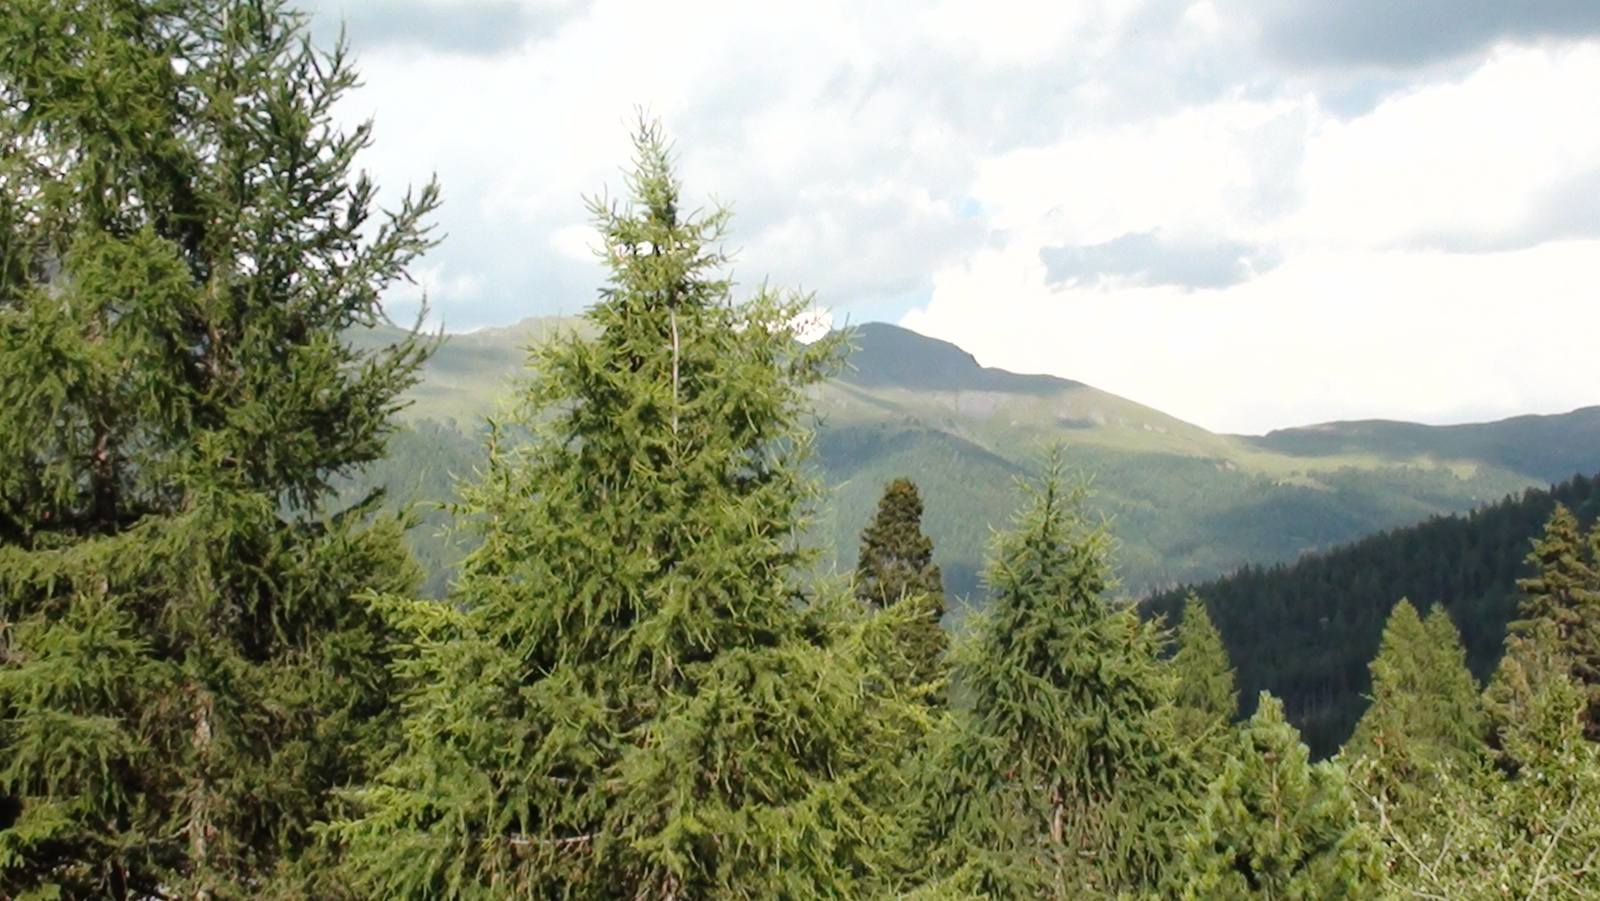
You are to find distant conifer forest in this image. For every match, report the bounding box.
[2,1,1598,898]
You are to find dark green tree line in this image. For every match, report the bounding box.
[1145,471,1600,755]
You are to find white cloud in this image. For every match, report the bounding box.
[1294,43,1600,250]
[550,224,601,262]
[906,240,1600,434]
[307,0,1600,430]
[972,95,1308,243]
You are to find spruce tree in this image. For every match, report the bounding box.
[1396,527,1600,900]
[1377,661,1600,900]
[1345,601,1484,789]
[855,476,948,701]
[925,457,1185,899]
[1169,594,1237,754]
[1177,693,1380,901]
[337,123,921,901]
[1504,504,1600,739]
[0,0,437,897]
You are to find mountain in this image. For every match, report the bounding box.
[1143,471,1600,758]
[1244,410,1600,486]
[346,317,1600,606]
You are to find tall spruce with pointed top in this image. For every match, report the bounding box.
[338,124,920,900]
[1344,600,1484,810]
[0,0,437,897]
[924,458,1185,899]
[1499,504,1600,739]
[856,477,948,700]
[1170,595,1237,742]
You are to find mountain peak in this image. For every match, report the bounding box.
[840,322,1080,395]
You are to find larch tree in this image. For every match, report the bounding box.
[855,476,948,702]
[336,122,922,901]
[1343,600,1486,887]
[0,0,438,898]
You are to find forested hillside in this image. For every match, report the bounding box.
[354,318,1600,603]
[1246,409,1600,486]
[1145,471,1600,756]
[7,2,1600,898]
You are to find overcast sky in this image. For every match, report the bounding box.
[308,0,1600,435]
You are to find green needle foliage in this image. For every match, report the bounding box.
[925,457,1185,899]
[1344,600,1484,816]
[1177,693,1380,901]
[1373,654,1600,900]
[337,122,923,901]
[1502,504,1600,740]
[0,0,438,897]
[855,477,949,702]
[1169,594,1238,766]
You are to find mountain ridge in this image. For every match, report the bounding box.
[346,316,1600,601]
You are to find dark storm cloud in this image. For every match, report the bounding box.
[1250,0,1600,69]
[1040,231,1281,291]
[314,0,589,56]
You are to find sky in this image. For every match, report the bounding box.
[306,0,1600,435]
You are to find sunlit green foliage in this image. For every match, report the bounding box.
[1177,693,1381,901]
[918,459,1189,899]
[335,123,925,901]
[1345,600,1484,818]
[1368,648,1600,900]
[0,0,436,896]
[1169,594,1238,771]
[1506,504,1600,739]
[1355,508,1600,900]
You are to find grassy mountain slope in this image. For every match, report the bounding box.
[348,317,1600,606]
[1244,409,1600,486]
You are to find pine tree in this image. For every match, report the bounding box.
[337,122,921,901]
[0,0,437,897]
[925,457,1185,899]
[1176,693,1380,901]
[1169,594,1237,757]
[855,477,948,701]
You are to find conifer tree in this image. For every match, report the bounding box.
[1169,594,1237,756]
[1375,661,1600,900]
[1382,549,1600,900]
[1345,601,1484,795]
[337,123,921,901]
[1502,504,1600,739]
[1177,693,1380,901]
[0,0,437,897]
[925,458,1185,899]
[856,476,948,701]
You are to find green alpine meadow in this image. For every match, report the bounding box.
[3,1,1599,899]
